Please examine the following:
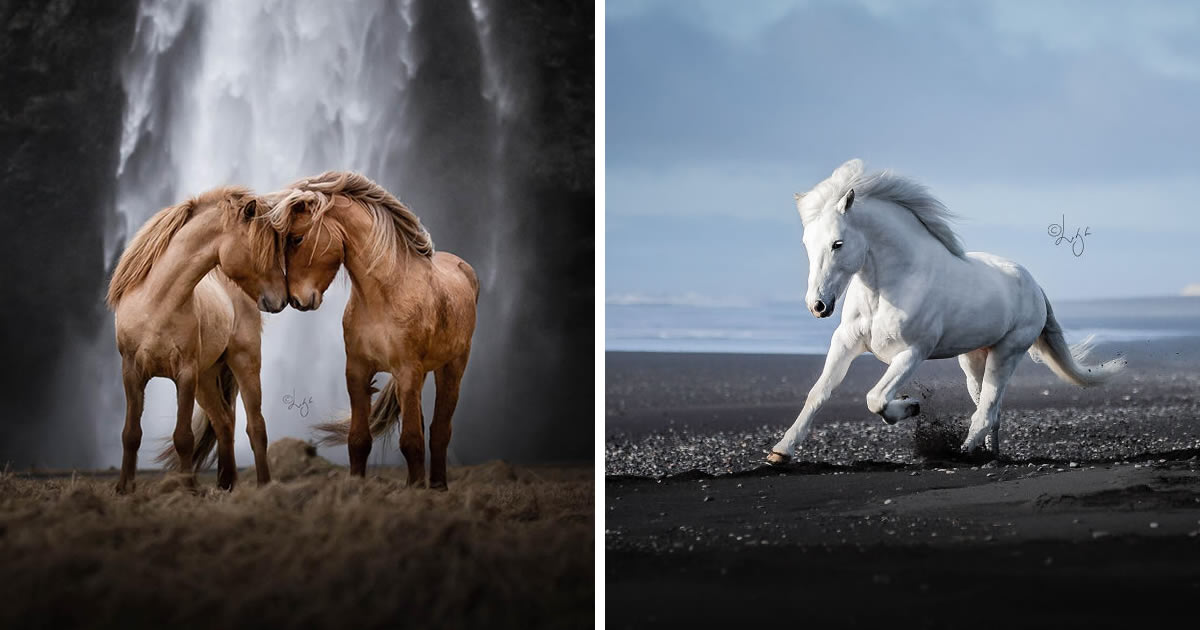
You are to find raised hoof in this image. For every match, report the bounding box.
[766,451,791,466]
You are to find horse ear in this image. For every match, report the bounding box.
[793,192,805,202]
[838,189,855,213]
[241,198,257,222]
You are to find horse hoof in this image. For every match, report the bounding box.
[429,481,448,492]
[907,402,921,418]
[880,415,898,426]
[766,452,791,466]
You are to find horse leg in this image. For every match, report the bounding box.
[395,367,427,488]
[195,367,237,490]
[958,348,996,453]
[345,359,374,477]
[865,347,928,424]
[430,353,468,491]
[957,348,987,406]
[962,346,1024,456]
[116,357,148,494]
[172,368,198,484]
[228,350,271,485]
[768,330,864,464]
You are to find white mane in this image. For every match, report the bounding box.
[800,159,966,258]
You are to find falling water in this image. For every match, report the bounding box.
[104,0,505,466]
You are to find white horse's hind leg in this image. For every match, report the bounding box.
[958,349,995,454]
[768,330,863,464]
[957,349,987,406]
[865,348,928,425]
[962,346,1024,455]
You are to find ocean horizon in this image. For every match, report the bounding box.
[606,294,1200,355]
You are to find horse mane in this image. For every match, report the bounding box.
[804,159,966,258]
[107,186,271,307]
[268,171,434,269]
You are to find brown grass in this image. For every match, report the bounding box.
[0,459,592,630]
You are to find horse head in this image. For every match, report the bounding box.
[796,160,869,318]
[217,190,288,313]
[270,188,344,311]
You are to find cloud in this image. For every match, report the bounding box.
[608,0,1200,182]
[606,0,1200,302]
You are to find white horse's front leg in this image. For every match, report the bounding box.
[865,348,928,424]
[768,330,864,465]
[962,347,1023,454]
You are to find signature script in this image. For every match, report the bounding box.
[1047,215,1092,257]
[282,389,314,417]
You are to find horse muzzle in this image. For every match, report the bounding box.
[259,295,287,313]
[809,297,835,318]
[288,290,322,312]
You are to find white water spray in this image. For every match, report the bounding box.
[107,0,500,466]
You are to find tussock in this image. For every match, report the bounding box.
[0,461,593,630]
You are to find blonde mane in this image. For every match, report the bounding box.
[107,186,276,307]
[268,171,434,269]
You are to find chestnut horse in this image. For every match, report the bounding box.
[108,187,286,493]
[269,171,477,490]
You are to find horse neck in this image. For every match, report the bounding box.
[140,206,225,310]
[333,201,430,300]
[855,201,957,294]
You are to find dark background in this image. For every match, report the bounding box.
[0,0,594,467]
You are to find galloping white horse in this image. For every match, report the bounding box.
[767,159,1121,465]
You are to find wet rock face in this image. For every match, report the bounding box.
[265,438,335,481]
[0,1,135,465]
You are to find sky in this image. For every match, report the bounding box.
[606,0,1200,304]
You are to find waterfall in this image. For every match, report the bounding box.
[105,0,501,467]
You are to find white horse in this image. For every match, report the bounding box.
[767,159,1121,465]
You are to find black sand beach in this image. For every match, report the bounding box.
[606,341,1200,628]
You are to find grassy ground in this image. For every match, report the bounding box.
[0,449,593,630]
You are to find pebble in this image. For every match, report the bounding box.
[605,395,1200,478]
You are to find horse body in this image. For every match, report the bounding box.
[767,160,1120,464]
[271,171,477,490]
[342,251,476,374]
[115,273,236,375]
[108,187,286,492]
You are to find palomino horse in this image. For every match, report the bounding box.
[767,159,1122,465]
[108,187,286,492]
[268,171,477,490]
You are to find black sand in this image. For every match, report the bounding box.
[606,341,1200,628]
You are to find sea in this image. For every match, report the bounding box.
[606,296,1200,355]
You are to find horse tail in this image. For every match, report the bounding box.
[313,377,401,446]
[155,365,238,472]
[1029,290,1124,386]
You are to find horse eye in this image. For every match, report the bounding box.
[832,240,844,251]
[289,235,303,247]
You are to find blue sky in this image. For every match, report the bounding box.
[606,0,1200,303]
